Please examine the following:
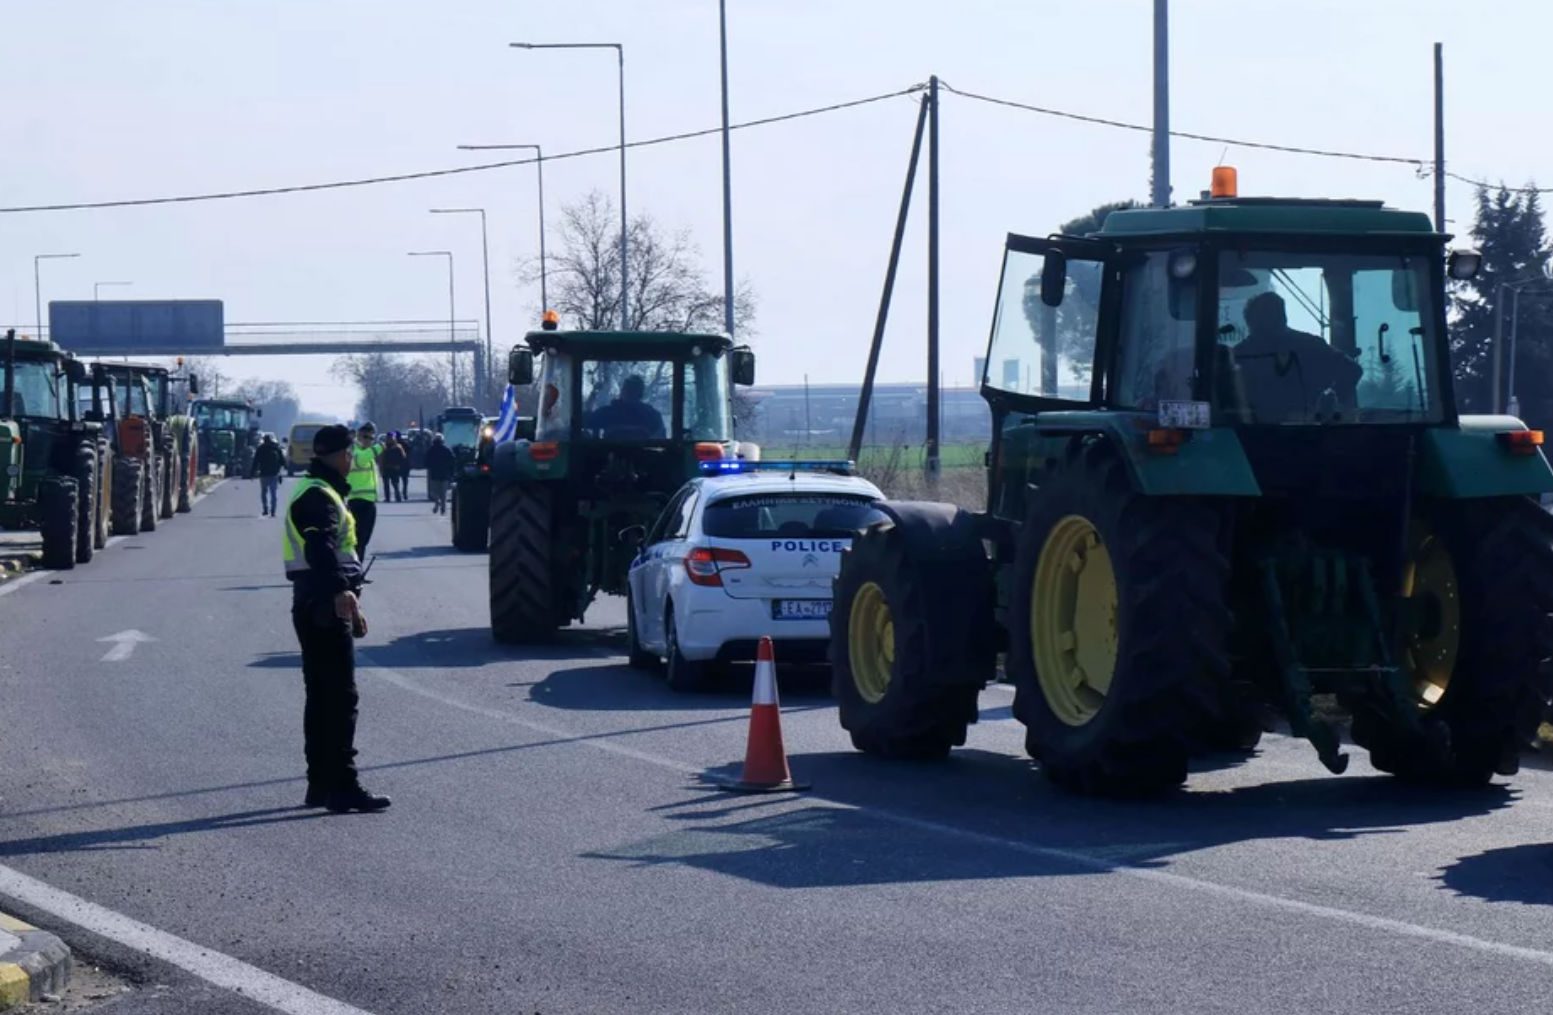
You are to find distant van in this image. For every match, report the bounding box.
[286,422,328,475]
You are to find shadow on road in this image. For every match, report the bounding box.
[1437,842,1553,906]
[584,749,1515,889]
[527,663,832,713]
[371,545,464,561]
[0,807,325,857]
[359,626,629,671]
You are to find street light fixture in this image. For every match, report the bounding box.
[94,281,133,301]
[408,250,458,401]
[511,41,627,330]
[429,209,491,402]
[33,253,80,340]
[456,143,549,311]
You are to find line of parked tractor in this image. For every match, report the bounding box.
[0,328,262,571]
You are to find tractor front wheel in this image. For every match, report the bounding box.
[1353,498,1553,785]
[489,481,563,643]
[829,523,984,760]
[38,476,79,571]
[452,478,489,552]
[1009,446,1231,796]
[72,442,97,565]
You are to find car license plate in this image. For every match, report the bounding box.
[773,599,831,620]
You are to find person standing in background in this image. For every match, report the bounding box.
[381,435,408,502]
[250,432,286,516]
[347,422,383,556]
[424,432,455,514]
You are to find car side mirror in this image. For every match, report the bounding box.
[729,346,755,386]
[509,348,535,386]
[188,374,200,395]
[1447,249,1482,281]
[618,524,647,547]
[1040,251,1067,307]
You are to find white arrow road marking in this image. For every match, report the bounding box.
[97,629,155,663]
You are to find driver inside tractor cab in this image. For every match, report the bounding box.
[1233,290,1362,421]
[583,372,667,440]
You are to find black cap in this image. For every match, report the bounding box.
[313,424,353,456]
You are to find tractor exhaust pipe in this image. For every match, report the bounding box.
[3,328,15,419]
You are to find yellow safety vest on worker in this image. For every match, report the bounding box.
[281,477,360,574]
[347,443,383,502]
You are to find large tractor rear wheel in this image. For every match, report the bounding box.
[38,476,79,571]
[1009,446,1231,795]
[140,456,160,532]
[489,481,563,643]
[1352,498,1553,785]
[72,442,96,565]
[94,437,113,549]
[451,478,490,552]
[829,523,986,759]
[112,457,144,536]
[159,448,176,519]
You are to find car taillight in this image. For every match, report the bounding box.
[684,546,751,586]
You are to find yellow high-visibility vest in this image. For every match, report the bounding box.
[282,476,360,575]
[347,443,383,502]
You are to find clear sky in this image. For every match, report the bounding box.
[1,0,1543,418]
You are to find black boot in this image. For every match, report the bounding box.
[303,783,328,808]
[326,783,391,813]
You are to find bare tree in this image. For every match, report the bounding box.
[332,353,451,430]
[230,378,301,435]
[181,356,232,399]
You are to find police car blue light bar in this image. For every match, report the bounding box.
[698,459,856,476]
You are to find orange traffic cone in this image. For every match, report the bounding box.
[714,637,809,793]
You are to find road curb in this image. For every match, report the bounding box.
[0,912,71,1009]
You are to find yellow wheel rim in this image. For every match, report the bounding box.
[1402,525,1460,710]
[848,581,894,704]
[1031,515,1119,726]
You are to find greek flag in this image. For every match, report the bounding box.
[491,384,520,443]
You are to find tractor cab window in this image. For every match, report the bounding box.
[534,352,573,442]
[440,417,480,449]
[683,352,732,441]
[983,241,1102,401]
[1113,251,1198,409]
[113,376,150,418]
[580,359,672,441]
[1214,250,1442,424]
[7,361,63,419]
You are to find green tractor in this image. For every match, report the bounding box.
[0,330,107,568]
[191,398,258,478]
[440,406,492,552]
[829,182,1553,795]
[487,325,756,642]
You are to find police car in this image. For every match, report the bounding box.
[625,461,886,691]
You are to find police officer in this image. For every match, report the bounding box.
[347,422,384,557]
[284,424,390,813]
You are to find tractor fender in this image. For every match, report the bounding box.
[862,501,998,686]
[1028,411,1262,497]
[1419,416,1553,498]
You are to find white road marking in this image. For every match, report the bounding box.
[361,652,1553,971]
[97,629,155,663]
[0,863,375,1015]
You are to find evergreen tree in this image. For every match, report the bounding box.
[1449,184,1551,415]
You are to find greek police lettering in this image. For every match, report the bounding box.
[770,539,842,553]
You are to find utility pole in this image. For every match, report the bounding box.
[718,0,736,337]
[1433,42,1446,232]
[1151,0,1171,208]
[925,75,941,480]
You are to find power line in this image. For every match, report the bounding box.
[939,81,1427,167]
[1443,171,1553,195]
[0,86,925,215]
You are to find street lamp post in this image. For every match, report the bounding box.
[34,253,80,340]
[94,281,133,301]
[430,209,491,402]
[457,143,548,311]
[718,0,735,336]
[1506,280,1553,418]
[1494,277,1553,416]
[408,251,458,401]
[511,41,627,330]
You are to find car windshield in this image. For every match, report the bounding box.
[6,361,63,419]
[290,424,323,447]
[441,418,480,448]
[702,492,885,539]
[1213,249,1444,424]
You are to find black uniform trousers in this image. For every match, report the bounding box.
[347,498,377,557]
[292,607,359,790]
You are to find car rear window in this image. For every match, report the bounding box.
[703,493,884,539]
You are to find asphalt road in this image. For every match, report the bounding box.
[3,475,1553,1013]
